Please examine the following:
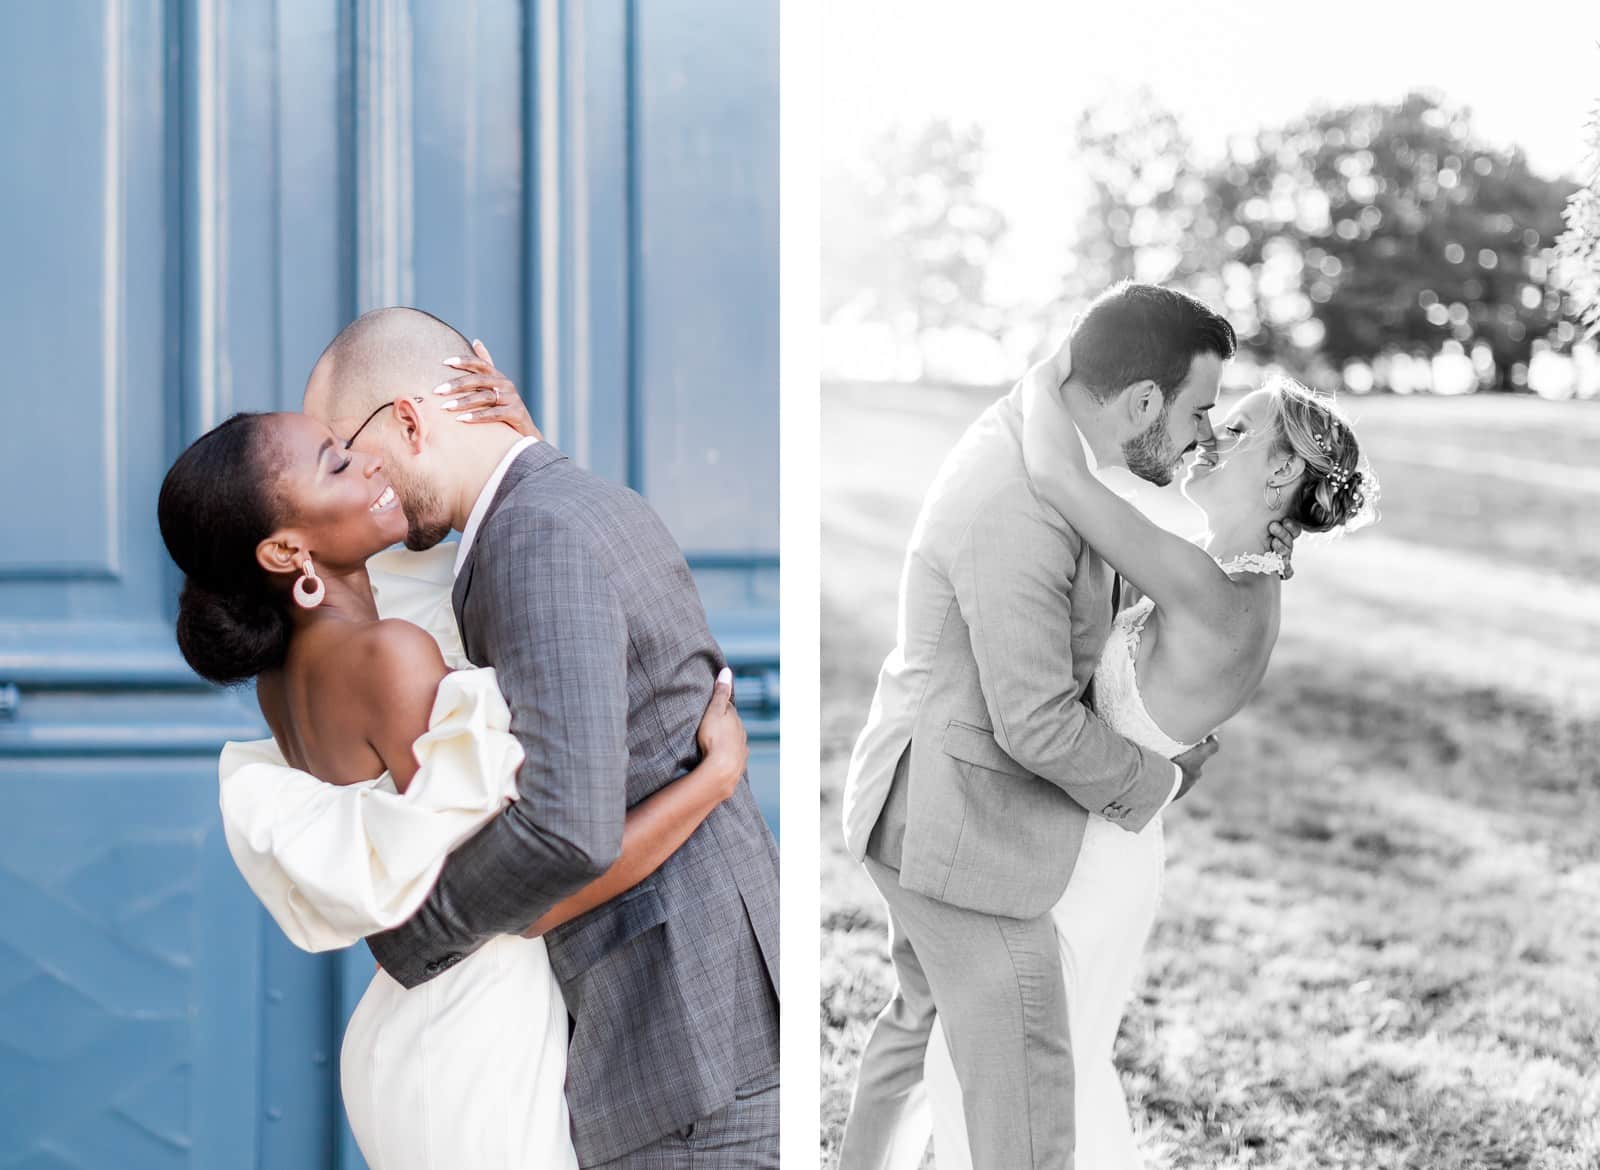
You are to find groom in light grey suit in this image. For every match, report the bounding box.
[304,308,780,1169]
[838,284,1238,1169]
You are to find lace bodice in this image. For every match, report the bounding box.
[1090,552,1283,762]
[1090,597,1195,761]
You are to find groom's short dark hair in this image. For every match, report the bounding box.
[1070,283,1235,403]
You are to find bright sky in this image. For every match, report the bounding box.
[823,0,1600,305]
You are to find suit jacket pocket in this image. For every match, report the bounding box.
[940,719,1033,779]
[546,879,669,988]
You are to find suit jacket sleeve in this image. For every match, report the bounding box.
[366,506,628,986]
[948,478,1175,831]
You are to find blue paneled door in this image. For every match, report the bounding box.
[0,2,777,1168]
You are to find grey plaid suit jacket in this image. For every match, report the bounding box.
[366,443,780,1166]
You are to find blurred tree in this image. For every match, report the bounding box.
[1067,90,1577,387]
[1556,99,1600,338]
[1060,91,1236,338]
[1222,93,1577,385]
[821,119,1008,348]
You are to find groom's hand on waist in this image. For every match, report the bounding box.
[1172,733,1220,802]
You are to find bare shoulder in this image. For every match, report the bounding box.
[349,619,449,686]
[340,620,452,787]
[1180,573,1278,647]
[314,620,450,728]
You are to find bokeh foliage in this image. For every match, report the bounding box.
[828,92,1587,389]
[1555,97,1600,337]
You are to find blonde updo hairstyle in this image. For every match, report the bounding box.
[1266,377,1378,534]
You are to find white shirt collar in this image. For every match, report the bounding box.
[453,437,541,578]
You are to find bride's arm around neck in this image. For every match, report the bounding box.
[1021,374,1237,629]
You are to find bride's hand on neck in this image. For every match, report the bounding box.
[435,338,542,438]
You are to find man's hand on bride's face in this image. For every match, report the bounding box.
[696,668,748,801]
[434,338,543,438]
[1172,733,1220,802]
[1266,518,1302,580]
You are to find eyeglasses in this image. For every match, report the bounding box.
[342,396,423,449]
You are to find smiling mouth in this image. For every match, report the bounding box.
[369,485,398,513]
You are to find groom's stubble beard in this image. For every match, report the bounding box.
[1121,399,1183,486]
[386,460,453,551]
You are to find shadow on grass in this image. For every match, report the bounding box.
[820,590,1600,1170]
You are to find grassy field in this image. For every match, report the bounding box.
[819,384,1600,1169]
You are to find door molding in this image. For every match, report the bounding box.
[354,0,414,310]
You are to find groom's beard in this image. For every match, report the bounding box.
[1122,405,1183,486]
[388,466,453,551]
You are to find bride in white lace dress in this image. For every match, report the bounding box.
[925,350,1377,1169]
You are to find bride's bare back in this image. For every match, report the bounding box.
[256,617,449,792]
[1128,569,1282,746]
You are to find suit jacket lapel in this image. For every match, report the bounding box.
[450,441,569,650]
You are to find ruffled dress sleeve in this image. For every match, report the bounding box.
[217,544,522,952]
[219,668,523,952]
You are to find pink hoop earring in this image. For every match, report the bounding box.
[292,557,326,609]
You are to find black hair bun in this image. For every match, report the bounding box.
[174,578,291,686]
[158,412,291,686]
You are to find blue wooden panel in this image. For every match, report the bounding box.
[0,0,171,638]
[0,8,120,579]
[408,0,526,365]
[274,0,356,396]
[0,755,264,1170]
[0,4,778,1168]
[631,0,779,558]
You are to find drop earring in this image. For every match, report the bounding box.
[1263,482,1283,509]
[293,556,326,608]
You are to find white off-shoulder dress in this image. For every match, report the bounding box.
[218,545,579,1170]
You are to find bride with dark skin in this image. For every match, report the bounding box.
[159,341,760,1169]
[158,384,746,943]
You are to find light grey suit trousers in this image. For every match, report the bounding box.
[839,750,1073,1170]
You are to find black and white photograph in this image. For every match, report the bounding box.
[821,2,1600,1167]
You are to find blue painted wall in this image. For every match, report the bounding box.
[0,2,777,1167]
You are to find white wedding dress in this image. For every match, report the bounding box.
[924,592,1201,1170]
[217,546,579,1170]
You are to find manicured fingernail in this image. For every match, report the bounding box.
[432,381,455,394]
[454,411,474,421]
[717,667,733,687]
[442,358,465,369]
